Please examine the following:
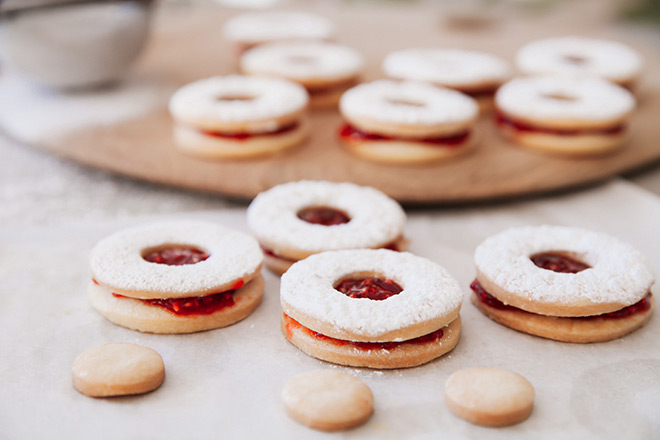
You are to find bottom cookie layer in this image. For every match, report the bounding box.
[282,313,461,369]
[89,274,264,334]
[470,293,653,343]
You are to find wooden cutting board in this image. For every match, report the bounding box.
[22,1,660,203]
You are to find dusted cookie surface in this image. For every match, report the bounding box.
[72,343,165,397]
[282,370,373,431]
[445,367,534,427]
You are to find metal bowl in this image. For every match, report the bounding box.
[0,0,153,90]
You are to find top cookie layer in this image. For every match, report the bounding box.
[168,75,309,132]
[223,11,334,44]
[340,80,478,137]
[516,36,643,84]
[241,41,364,83]
[90,220,263,298]
[383,48,511,88]
[281,249,464,341]
[247,180,406,259]
[495,76,635,129]
[474,225,654,316]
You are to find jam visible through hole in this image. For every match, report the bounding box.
[297,207,351,226]
[335,277,403,301]
[543,93,578,102]
[216,95,255,102]
[143,246,209,266]
[387,97,426,108]
[531,252,590,274]
[564,54,588,65]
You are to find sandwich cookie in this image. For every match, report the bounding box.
[516,36,643,89]
[339,80,478,164]
[169,75,309,159]
[246,180,407,275]
[383,48,511,110]
[241,41,364,109]
[73,343,165,397]
[495,76,635,155]
[89,220,264,334]
[471,225,654,343]
[280,249,463,369]
[223,11,334,55]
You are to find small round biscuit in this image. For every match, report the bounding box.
[515,36,643,88]
[445,367,535,427]
[495,76,635,156]
[72,343,165,397]
[241,41,364,109]
[339,80,478,164]
[282,370,373,431]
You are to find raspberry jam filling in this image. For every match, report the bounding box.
[109,278,245,316]
[531,252,590,273]
[143,246,209,266]
[283,313,444,350]
[470,280,652,320]
[335,277,403,301]
[461,86,498,100]
[495,110,624,136]
[297,207,350,226]
[339,123,469,147]
[200,121,299,140]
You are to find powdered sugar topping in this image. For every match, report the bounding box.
[340,80,478,127]
[281,249,464,339]
[223,11,334,44]
[90,220,263,298]
[475,225,654,306]
[496,76,635,123]
[241,41,364,81]
[383,48,511,87]
[516,36,643,83]
[246,180,406,256]
[168,75,308,131]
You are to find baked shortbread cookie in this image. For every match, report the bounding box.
[223,11,335,55]
[282,370,374,431]
[471,225,654,343]
[516,36,643,89]
[247,180,407,275]
[169,75,309,159]
[339,80,479,164]
[280,249,463,369]
[89,220,264,334]
[241,41,364,109]
[72,343,165,397]
[445,367,535,427]
[495,76,635,155]
[383,48,511,111]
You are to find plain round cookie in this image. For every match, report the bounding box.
[90,220,263,299]
[515,36,643,87]
[282,370,373,431]
[445,367,535,427]
[72,343,165,397]
[474,225,655,317]
[247,180,406,262]
[281,249,464,342]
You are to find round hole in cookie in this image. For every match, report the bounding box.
[542,92,578,102]
[287,55,317,65]
[563,54,588,65]
[142,244,210,266]
[386,97,426,108]
[530,251,590,274]
[333,272,404,301]
[297,206,351,226]
[215,95,255,102]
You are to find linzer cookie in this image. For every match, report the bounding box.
[241,41,364,109]
[89,220,264,334]
[168,75,309,159]
[382,48,511,111]
[280,249,463,369]
[471,225,654,343]
[246,180,407,275]
[495,76,635,155]
[223,11,335,55]
[339,80,478,164]
[516,36,643,89]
